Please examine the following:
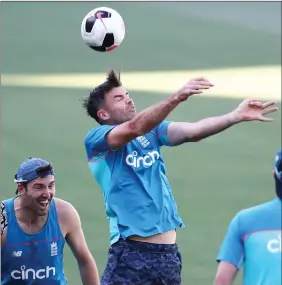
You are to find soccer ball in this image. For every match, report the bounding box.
[81,7,125,52]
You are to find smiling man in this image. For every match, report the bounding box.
[1,157,100,285]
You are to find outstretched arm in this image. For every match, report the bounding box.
[63,203,100,285]
[167,112,240,145]
[167,99,278,145]
[105,77,214,149]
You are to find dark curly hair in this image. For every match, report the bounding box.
[82,69,122,124]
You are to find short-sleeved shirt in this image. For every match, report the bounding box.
[217,198,282,285]
[84,121,184,244]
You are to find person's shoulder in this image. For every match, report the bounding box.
[84,126,100,143]
[1,198,14,218]
[1,198,14,205]
[54,198,77,215]
[232,199,279,234]
[54,198,80,230]
[237,199,278,219]
[53,198,79,222]
[84,124,115,144]
[1,201,6,213]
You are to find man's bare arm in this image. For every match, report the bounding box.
[167,99,278,145]
[107,77,214,149]
[214,261,238,285]
[167,112,240,145]
[60,201,100,285]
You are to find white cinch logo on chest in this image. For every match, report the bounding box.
[126,151,160,168]
[267,233,281,253]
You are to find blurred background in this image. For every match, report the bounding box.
[1,2,281,284]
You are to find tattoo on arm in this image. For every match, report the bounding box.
[1,202,8,236]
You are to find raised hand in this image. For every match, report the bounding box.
[174,77,214,102]
[233,99,278,122]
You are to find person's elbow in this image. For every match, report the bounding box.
[187,135,202,142]
[76,250,100,285]
[75,248,96,267]
[106,120,142,149]
[214,273,233,285]
[214,261,238,285]
[185,126,207,142]
[183,131,203,142]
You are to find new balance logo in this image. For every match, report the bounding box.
[50,242,58,256]
[12,251,22,257]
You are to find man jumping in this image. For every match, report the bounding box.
[82,69,278,285]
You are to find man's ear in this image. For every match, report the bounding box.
[17,184,26,196]
[97,109,110,121]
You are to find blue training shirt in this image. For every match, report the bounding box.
[217,198,282,285]
[84,121,184,244]
[1,198,67,285]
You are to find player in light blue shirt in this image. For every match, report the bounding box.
[214,149,282,285]
[82,69,278,285]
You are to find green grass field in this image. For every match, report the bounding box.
[1,2,281,285]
